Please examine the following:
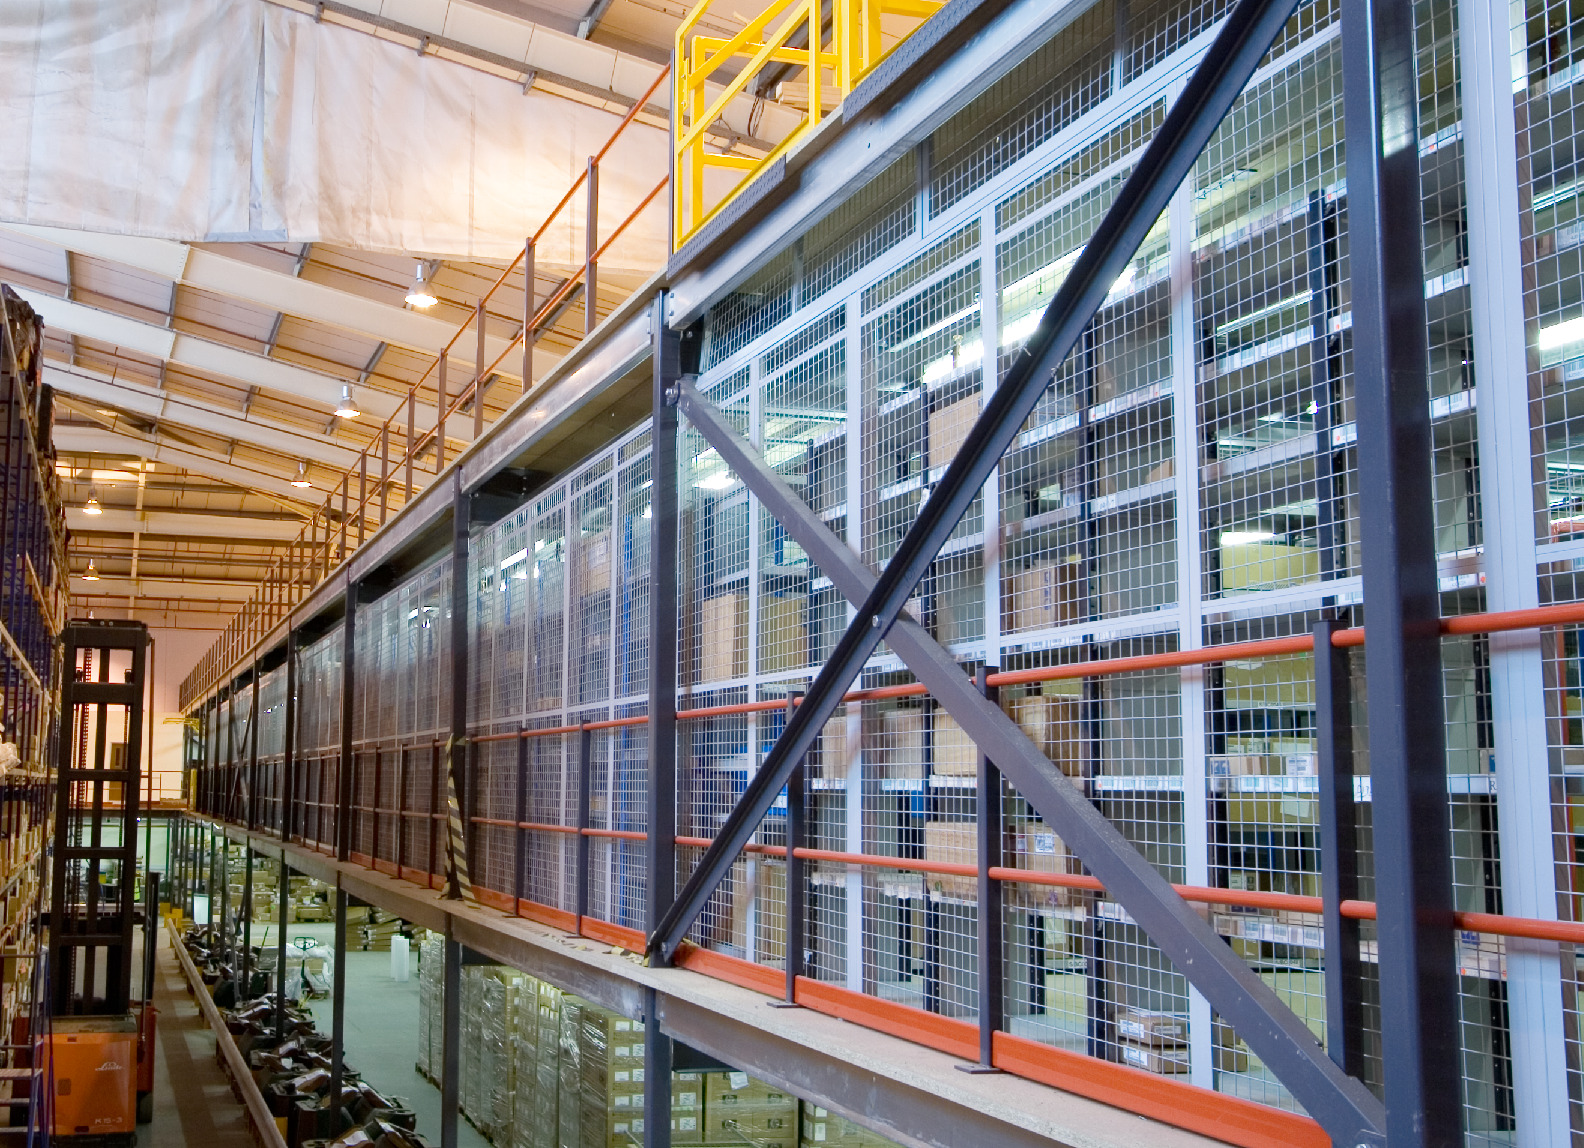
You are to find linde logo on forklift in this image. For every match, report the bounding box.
[95,1060,124,1072]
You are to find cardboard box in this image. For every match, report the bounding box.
[759,593,808,673]
[922,821,977,901]
[1005,561,1082,632]
[703,1071,794,1109]
[1115,1008,1188,1047]
[1005,820,1071,907]
[866,709,925,778]
[1007,694,1083,780]
[928,394,980,470]
[1119,1040,1189,1074]
[1283,752,1317,777]
[701,594,747,682]
[577,530,612,593]
[930,709,977,776]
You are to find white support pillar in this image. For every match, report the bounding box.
[1460,0,1572,1140]
[1167,130,1214,1090]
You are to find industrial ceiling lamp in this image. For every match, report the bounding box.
[291,461,313,488]
[335,385,360,419]
[83,559,99,581]
[83,488,102,516]
[405,260,439,308]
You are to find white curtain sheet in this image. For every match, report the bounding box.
[0,0,670,264]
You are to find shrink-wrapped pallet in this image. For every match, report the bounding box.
[556,997,585,1148]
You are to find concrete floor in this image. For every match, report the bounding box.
[285,923,491,1148]
[133,922,489,1148]
[137,938,255,1147]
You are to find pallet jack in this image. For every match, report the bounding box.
[45,622,157,1145]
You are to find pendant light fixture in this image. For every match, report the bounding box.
[335,386,360,419]
[405,260,439,308]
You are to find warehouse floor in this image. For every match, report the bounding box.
[282,923,491,1148]
[138,937,255,1147]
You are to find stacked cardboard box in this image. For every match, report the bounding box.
[1006,690,1084,781]
[1115,1007,1189,1074]
[921,820,1072,905]
[416,933,443,1081]
[702,1071,797,1148]
[758,593,808,672]
[799,1104,906,1147]
[1004,559,1083,632]
[928,394,979,470]
[482,967,528,1140]
[557,997,583,1148]
[701,594,748,682]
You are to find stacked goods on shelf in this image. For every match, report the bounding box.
[799,1104,907,1147]
[556,995,582,1148]
[462,967,485,1131]
[481,966,527,1139]
[531,980,564,1148]
[359,908,404,951]
[0,285,62,1082]
[416,933,443,1081]
[1115,1007,1189,1074]
[702,1071,797,1148]
[508,981,543,1148]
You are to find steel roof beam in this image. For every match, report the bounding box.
[46,364,362,471]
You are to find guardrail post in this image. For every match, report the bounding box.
[358,453,367,546]
[1341,0,1460,1138]
[516,727,530,910]
[523,239,535,395]
[576,724,592,924]
[1314,619,1361,1074]
[474,301,487,440]
[437,353,448,474]
[775,691,805,1007]
[406,395,416,501]
[585,158,599,336]
[340,479,348,562]
[960,666,1002,1072]
[381,424,390,525]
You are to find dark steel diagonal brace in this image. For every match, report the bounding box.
[676,381,1386,1146]
[652,0,1312,966]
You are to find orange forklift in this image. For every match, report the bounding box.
[45,621,157,1144]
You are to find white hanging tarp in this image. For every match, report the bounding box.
[0,0,670,265]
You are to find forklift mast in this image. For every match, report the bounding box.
[49,621,149,1017]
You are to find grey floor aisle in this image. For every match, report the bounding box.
[136,938,255,1148]
[289,926,490,1148]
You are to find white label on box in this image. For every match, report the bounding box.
[729,1072,749,1089]
[615,1094,631,1108]
[633,1068,645,1083]
[813,1123,827,1141]
[677,1117,697,1132]
[618,1019,635,1031]
[1285,753,1316,776]
[675,1091,697,1107]
[1121,1044,1149,1068]
[615,1070,630,1083]
[1031,832,1058,854]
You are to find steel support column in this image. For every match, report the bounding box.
[646,295,682,961]
[643,987,672,1148]
[1340,0,1461,1139]
[671,380,1386,1144]
[338,586,358,864]
[241,846,254,1002]
[651,0,1313,969]
[276,857,290,1039]
[448,473,472,899]
[441,932,461,1148]
[643,295,681,1148]
[330,884,349,1119]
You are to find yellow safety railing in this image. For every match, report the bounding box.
[673,0,944,249]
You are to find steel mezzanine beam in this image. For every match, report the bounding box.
[674,381,1386,1145]
[1338,0,1461,1139]
[650,0,1317,975]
